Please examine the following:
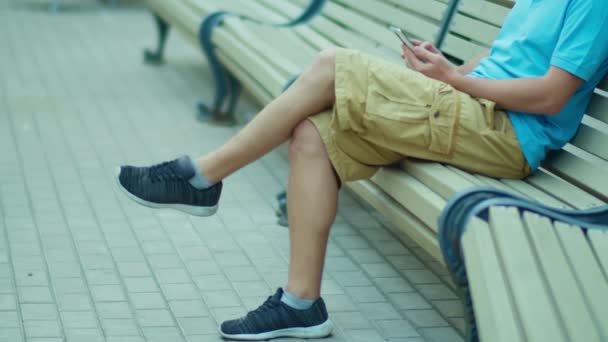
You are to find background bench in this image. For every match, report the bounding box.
[143,0,606,268]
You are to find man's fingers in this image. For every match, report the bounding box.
[413,46,438,63]
[411,39,423,46]
[420,41,440,53]
[403,48,424,70]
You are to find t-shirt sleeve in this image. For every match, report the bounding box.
[551,0,608,81]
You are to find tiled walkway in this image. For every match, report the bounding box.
[0,1,464,341]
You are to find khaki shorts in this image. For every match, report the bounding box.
[309,48,530,183]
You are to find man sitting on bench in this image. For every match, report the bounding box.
[116,0,608,340]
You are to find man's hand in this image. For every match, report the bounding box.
[397,41,582,115]
[400,41,459,84]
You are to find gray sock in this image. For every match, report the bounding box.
[187,157,214,190]
[280,290,316,310]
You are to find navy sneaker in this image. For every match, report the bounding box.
[115,156,222,216]
[219,288,333,340]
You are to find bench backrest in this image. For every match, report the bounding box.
[543,81,608,202]
[440,0,514,62]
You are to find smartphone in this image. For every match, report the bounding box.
[389,25,415,49]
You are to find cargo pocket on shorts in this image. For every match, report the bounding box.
[363,75,460,156]
[428,83,461,156]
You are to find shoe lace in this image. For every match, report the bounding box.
[148,161,178,183]
[246,296,280,319]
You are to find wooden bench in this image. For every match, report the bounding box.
[143,0,461,258]
[439,188,608,342]
[142,1,608,338]
[143,0,607,265]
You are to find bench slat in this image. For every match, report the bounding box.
[450,13,500,46]
[461,218,523,342]
[371,168,445,232]
[382,0,447,22]
[588,230,608,277]
[490,207,568,342]
[400,160,475,199]
[587,91,608,125]
[458,0,513,27]
[334,0,440,42]
[347,180,443,262]
[555,223,608,339]
[543,150,608,202]
[216,50,274,105]
[441,34,488,62]
[523,213,602,342]
[571,123,608,161]
[526,170,605,209]
[500,179,571,209]
[254,0,336,50]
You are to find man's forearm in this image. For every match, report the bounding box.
[448,74,558,115]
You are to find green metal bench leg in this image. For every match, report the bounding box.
[144,13,170,65]
[276,191,288,227]
[435,0,461,47]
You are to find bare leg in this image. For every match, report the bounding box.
[285,121,339,299]
[198,49,337,182]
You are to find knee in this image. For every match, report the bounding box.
[313,48,336,73]
[302,48,336,85]
[289,121,327,161]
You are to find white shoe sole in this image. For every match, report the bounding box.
[219,319,333,340]
[115,167,218,217]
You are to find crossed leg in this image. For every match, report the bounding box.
[119,48,347,339]
[199,49,340,300]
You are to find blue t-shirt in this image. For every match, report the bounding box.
[469,0,608,170]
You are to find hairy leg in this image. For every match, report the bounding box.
[285,121,339,299]
[198,49,337,182]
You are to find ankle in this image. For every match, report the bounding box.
[285,285,320,301]
[281,289,316,310]
[188,156,215,189]
[196,157,221,184]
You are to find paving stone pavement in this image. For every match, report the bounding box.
[0,1,465,341]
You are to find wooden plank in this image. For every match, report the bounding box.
[543,150,608,202]
[450,13,500,46]
[371,168,445,232]
[334,0,441,42]
[254,0,336,50]
[556,222,608,340]
[523,212,601,342]
[571,122,608,161]
[526,169,605,209]
[211,26,288,97]
[462,218,524,342]
[586,91,608,125]
[501,178,571,209]
[441,34,488,62]
[148,0,202,37]
[446,165,573,210]
[588,230,608,277]
[347,180,443,263]
[216,50,274,105]
[382,0,447,21]
[458,0,513,26]
[400,160,475,200]
[490,207,568,342]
